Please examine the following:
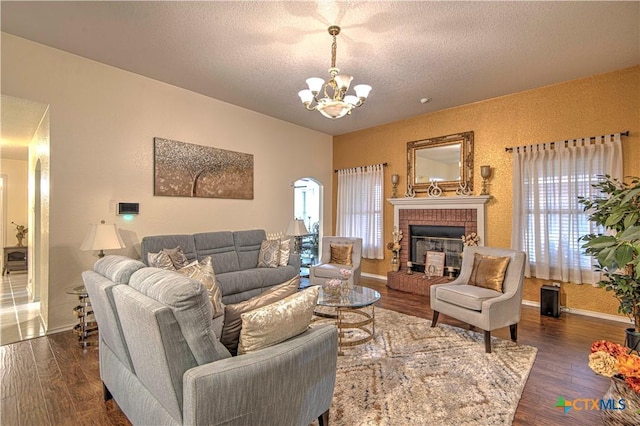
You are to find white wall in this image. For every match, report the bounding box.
[1,33,333,331]
[0,158,28,248]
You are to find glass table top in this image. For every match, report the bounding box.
[317,285,381,308]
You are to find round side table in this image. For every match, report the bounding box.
[65,285,98,347]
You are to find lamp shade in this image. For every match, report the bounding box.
[80,220,125,257]
[286,219,309,236]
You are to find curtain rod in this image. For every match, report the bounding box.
[504,131,629,153]
[334,162,387,173]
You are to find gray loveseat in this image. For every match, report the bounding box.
[82,255,338,425]
[141,229,301,305]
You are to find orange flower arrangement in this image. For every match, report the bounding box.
[589,340,640,393]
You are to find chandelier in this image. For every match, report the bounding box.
[298,25,372,119]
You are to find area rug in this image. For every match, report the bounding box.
[317,308,537,426]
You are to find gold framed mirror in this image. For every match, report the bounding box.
[407,131,474,193]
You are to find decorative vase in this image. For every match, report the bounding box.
[601,376,640,425]
[625,328,640,353]
[391,253,400,272]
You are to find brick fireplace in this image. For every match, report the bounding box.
[387,196,491,295]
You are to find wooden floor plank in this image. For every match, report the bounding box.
[10,338,51,426]
[30,336,77,425]
[0,276,628,425]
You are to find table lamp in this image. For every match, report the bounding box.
[80,220,125,258]
[286,219,309,253]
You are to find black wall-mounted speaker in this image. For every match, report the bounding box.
[540,285,560,318]
[118,202,139,215]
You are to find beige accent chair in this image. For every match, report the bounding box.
[430,246,526,353]
[310,236,362,287]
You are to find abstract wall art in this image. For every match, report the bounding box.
[154,137,254,199]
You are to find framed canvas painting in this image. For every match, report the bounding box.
[154,137,253,199]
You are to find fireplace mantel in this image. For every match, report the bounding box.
[388,195,492,246]
[388,195,491,208]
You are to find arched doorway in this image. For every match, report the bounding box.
[293,178,321,274]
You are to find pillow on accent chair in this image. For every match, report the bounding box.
[237,286,319,354]
[257,239,281,268]
[176,256,224,319]
[220,276,299,355]
[330,244,353,265]
[468,253,511,292]
[147,251,176,270]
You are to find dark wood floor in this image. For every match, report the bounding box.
[1,276,622,425]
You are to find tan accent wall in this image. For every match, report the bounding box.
[334,66,640,319]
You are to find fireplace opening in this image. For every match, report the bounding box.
[409,225,465,273]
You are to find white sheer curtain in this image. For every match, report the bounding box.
[336,164,384,259]
[511,133,623,284]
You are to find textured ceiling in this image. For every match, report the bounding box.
[1,1,639,138]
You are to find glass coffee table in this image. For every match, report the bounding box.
[315,285,381,355]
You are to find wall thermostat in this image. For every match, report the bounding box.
[117,202,139,215]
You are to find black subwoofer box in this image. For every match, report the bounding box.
[540,285,560,318]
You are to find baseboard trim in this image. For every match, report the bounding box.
[522,299,630,324]
[359,275,630,325]
[362,272,387,281]
[46,324,75,335]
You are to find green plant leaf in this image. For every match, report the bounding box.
[615,245,634,267]
[605,211,625,227]
[597,247,617,269]
[620,187,640,205]
[619,225,640,241]
[624,212,639,229]
[584,235,617,249]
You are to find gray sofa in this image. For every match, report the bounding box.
[141,229,301,304]
[82,255,338,426]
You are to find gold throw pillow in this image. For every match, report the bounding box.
[237,286,319,355]
[469,253,511,292]
[220,276,299,355]
[330,244,353,265]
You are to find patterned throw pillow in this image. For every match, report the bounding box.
[163,246,190,269]
[468,253,511,292]
[176,256,224,318]
[330,244,353,265]
[147,251,176,270]
[220,276,299,355]
[267,233,292,267]
[237,286,319,355]
[257,239,280,268]
[278,238,292,267]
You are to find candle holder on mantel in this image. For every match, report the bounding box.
[480,165,492,195]
[391,174,399,198]
[407,261,413,275]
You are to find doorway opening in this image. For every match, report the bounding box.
[0,95,50,345]
[293,178,321,274]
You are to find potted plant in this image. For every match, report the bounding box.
[579,175,640,349]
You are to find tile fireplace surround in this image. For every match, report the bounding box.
[387,196,491,295]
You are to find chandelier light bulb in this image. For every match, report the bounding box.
[299,25,372,119]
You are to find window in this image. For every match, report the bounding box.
[336,164,384,259]
[511,134,622,284]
